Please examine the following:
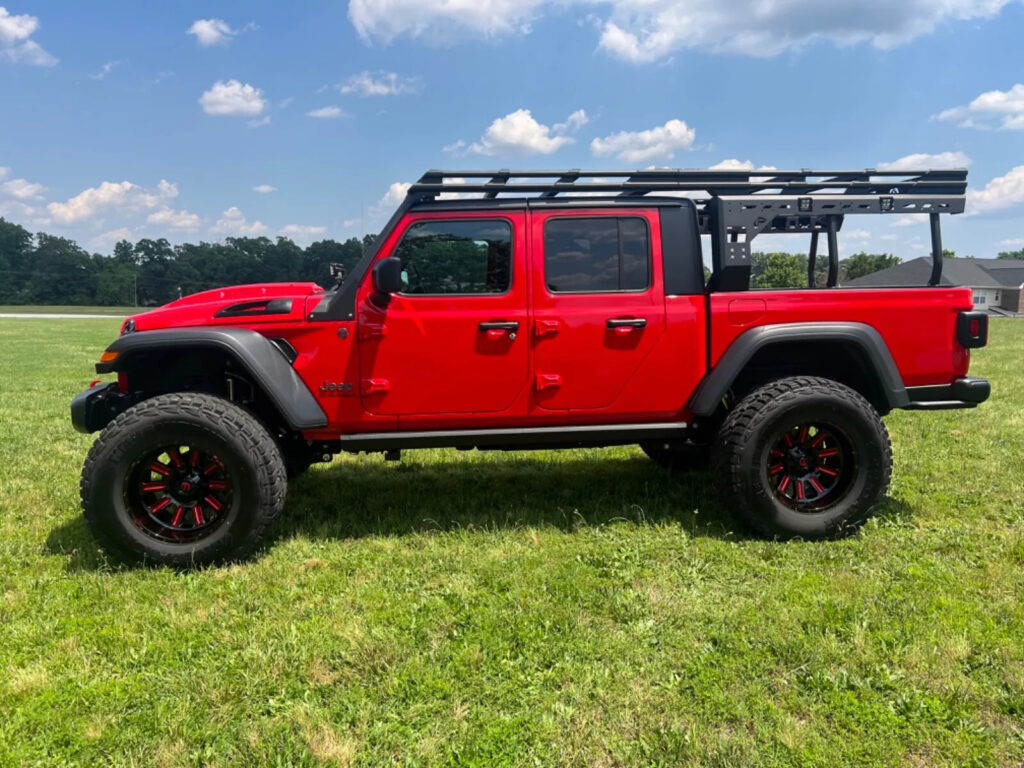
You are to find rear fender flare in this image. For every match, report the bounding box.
[689,322,909,417]
[97,328,327,430]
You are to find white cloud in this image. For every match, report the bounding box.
[147,207,201,231]
[340,71,419,96]
[447,108,586,157]
[248,116,271,128]
[1,177,45,199]
[968,166,1024,214]
[212,206,267,236]
[371,178,471,219]
[349,0,543,43]
[252,184,277,194]
[709,159,756,171]
[280,224,328,241]
[591,119,696,163]
[199,80,267,117]
[893,216,924,228]
[936,84,1024,130]
[876,151,971,171]
[0,6,57,66]
[845,229,871,241]
[348,0,1017,62]
[380,182,411,208]
[306,106,346,119]
[708,159,779,178]
[1000,238,1024,247]
[89,60,119,80]
[91,227,135,248]
[187,18,254,46]
[47,179,178,225]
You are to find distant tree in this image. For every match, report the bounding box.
[841,252,901,281]
[0,218,34,303]
[94,257,135,306]
[752,252,805,289]
[997,249,1024,260]
[30,234,96,304]
[113,239,137,266]
[303,238,366,286]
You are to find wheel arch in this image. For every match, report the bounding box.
[97,328,327,431]
[690,323,909,417]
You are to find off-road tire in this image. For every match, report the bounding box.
[711,376,892,540]
[639,441,710,472]
[81,392,287,566]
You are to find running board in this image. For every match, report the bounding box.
[335,422,689,452]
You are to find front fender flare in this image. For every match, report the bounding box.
[97,328,327,430]
[689,322,909,417]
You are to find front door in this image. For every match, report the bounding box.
[530,209,667,413]
[358,212,529,417]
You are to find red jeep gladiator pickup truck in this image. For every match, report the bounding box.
[72,168,990,565]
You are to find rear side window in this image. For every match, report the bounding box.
[394,219,512,295]
[544,217,650,293]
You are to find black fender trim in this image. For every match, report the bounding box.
[689,322,909,417]
[96,328,328,430]
[71,383,130,433]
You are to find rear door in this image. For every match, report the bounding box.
[529,209,667,412]
[357,211,529,417]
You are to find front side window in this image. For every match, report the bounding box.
[544,216,650,293]
[393,219,512,295]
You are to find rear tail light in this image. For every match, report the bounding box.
[957,311,988,349]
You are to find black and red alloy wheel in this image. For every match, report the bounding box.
[766,422,856,513]
[126,445,234,543]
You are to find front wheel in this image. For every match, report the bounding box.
[711,377,892,540]
[80,392,287,566]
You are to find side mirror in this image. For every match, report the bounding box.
[371,257,403,298]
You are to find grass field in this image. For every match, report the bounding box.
[0,305,142,316]
[0,318,1022,767]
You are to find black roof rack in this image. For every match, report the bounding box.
[409,168,968,199]
[408,168,967,291]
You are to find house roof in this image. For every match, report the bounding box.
[845,257,1007,289]
[979,259,1024,288]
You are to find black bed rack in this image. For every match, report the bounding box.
[407,168,968,291]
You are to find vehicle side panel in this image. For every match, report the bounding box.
[709,287,974,388]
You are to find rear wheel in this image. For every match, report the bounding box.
[711,376,891,540]
[81,392,287,566]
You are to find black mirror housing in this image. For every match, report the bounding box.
[371,257,403,298]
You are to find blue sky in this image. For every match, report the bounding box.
[1,0,1022,260]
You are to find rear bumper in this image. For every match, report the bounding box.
[71,383,128,433]
[904,377,991,411]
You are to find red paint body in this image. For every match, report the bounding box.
[123,207,977,439]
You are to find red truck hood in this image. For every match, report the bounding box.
[127,282,324,332]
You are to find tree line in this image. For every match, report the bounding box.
[0,217,1020,306]
[0,218,372,307]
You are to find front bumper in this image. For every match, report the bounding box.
[904,377,991,411]
[71,383,129,433]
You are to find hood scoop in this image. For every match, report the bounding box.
[214,298,293,318]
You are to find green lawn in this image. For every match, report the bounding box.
[0,305,143,316]
[0,318,1022,767]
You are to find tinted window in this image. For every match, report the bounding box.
[393,219,512,295]
[544,217,650,293]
